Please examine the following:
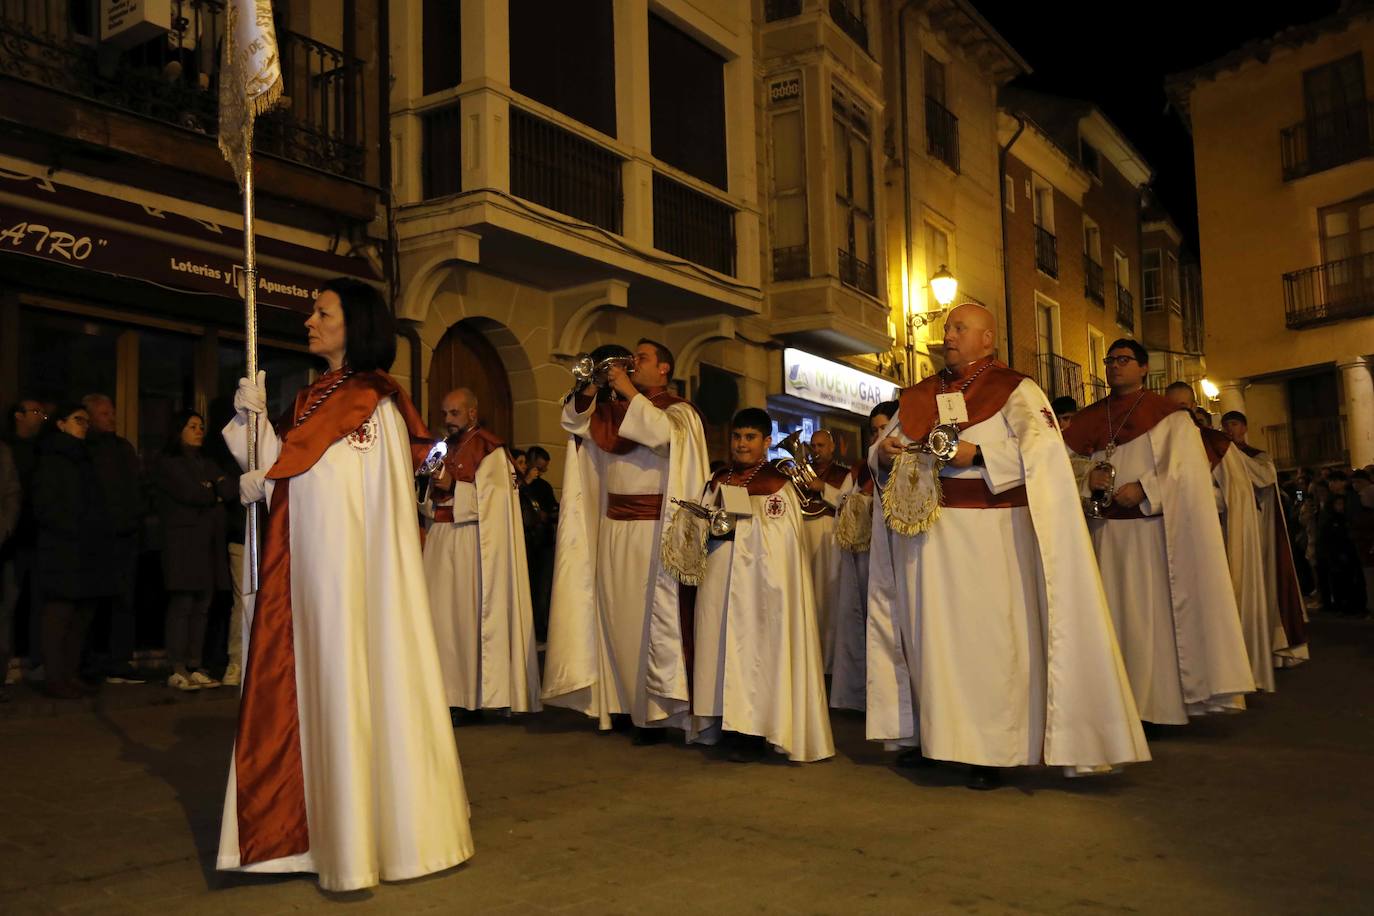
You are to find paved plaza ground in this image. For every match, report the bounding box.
[2,616,1371,915]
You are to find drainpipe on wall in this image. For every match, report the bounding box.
[897,2,916,382]
[998,114,1025,369]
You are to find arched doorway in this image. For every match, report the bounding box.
[429,319,514,442]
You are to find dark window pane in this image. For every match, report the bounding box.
[509,0,616,137]
[423,0,463,95]
[649,14,727,189]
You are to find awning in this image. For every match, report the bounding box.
[0,168,379,314]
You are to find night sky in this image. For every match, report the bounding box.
[976,0,1345,249]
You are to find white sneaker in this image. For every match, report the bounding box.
[189,671,221,689]
[168,672,200,691]
[221,663,241,687]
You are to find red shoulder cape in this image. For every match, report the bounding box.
[897,358,1027,444]
[1063,389,1184,457]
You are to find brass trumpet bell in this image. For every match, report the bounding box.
[774,430,832,519]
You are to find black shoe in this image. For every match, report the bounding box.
[966,766,1002,791]
[632,727,664,746]
[1141,721,1166,740]
[450,707,485,726]
[894,748,936,769]
[727,733,768,764]
[609,713,634,733]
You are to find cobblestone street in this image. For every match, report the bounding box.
[2,617,1371,915]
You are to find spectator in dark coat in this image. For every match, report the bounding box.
[33,404,116,699]
[82,393,146,684]
[2,398,46,681]
[0,440,20,701]
[151,410,235,691]
[522,445,559,643]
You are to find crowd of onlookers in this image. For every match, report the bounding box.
[0,393,564,702]
[1282,465,1374,618]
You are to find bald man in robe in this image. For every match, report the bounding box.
[802,428,849,666]
[867,304,1147,789]
[1065,343,1254,728]
[424,389,541,721]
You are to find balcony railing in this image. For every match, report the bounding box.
[1263,417,1347,468]
[421,103,462,199]
[1280,100,1374,181]
[1116,284,1134,331]
[510,107,624,233]
[925,96,960,173]
[772,245,809,281]
[1036,352,1085,405]
[1183,299,1205,355]
[1085,258,1105,304]
[1282,252,1374,328]
[0,1,366,180]
[765,0,804,21]
[829,0,868,51]
[1034,225,1058,278]
[1086,375,1109,405]
[838,248,876,295]
[653,172,736,276]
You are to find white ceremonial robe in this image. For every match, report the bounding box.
[867,379,1149,771]
[543,393,708,728]
[1084,410,1256,724]
[801,479,845,670]
[217,397,473,891]
[424,448,541,712]
[1237,449,1311,667]
[829,475,869,712]
[691,483,835,762]
[1213,446,1275,692]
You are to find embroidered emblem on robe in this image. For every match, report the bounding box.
[346,414,379,452]
[765,494,786,518]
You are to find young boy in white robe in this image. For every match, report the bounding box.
[687,408,834,763]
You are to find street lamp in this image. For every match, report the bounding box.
[929,264,958,307]
[1200,378,1219,400]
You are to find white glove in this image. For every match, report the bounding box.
[239,469,268,505]
[234,370,267,418]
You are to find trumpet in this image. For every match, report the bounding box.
[415,437,450,504]
[1083,460,1116,518]
[772,430,832,519]
[671,497,736,538]
[564,353,637,401]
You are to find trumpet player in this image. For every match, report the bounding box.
[687,408,833,763]
[868,304,1147,789]
[544,340,709,744]
[1065,340,1253,731]
[423,388,541,722]
[801,429,850,667]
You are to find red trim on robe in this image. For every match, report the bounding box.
[588,388,698,455]
[896,359,1027,445]
[236,370,430,865]
[1199,427,1232,469]
[849,461,875,496]
[441,427,508,485]
[710,462,790,496]
[1270,486,1309,650]
[940,476,1028,509]
[1063,389,1184,456]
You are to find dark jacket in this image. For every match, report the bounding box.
[0,441,20,549]
[1,433,39,554]
[33,431,117,600]
[151,450,234,593]
[87,431,143,537]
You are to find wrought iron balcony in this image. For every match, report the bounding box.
[838,248,876,295]
[1282,252,1374,328]
[1280,100,1374,181]
[1034,225,1058,278]
[765,0,804,21]
[0,0,367,181]
[1036,352,1085,404]
[1183,298,1205,354]
[1085,257,1105,304]
[925,96,960,173]
[510,107,624,233]
[1086,375,1109,405]
[1116,284,1134,331]
[828,0,868,51]
[772,245,810,282]
[653,172,736,276]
